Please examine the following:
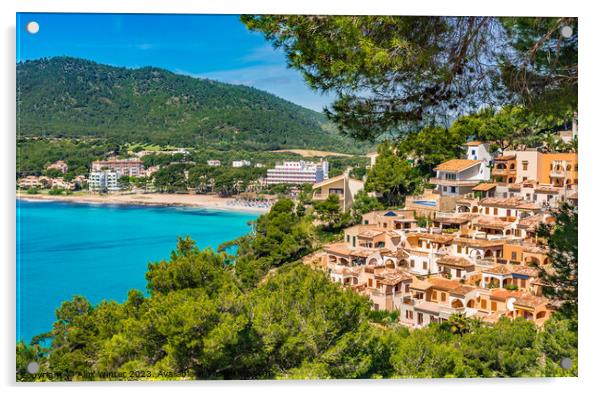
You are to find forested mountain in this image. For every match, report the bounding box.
[17,57,363,152]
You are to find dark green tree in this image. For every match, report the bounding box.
[351,190,384,223]
[536,203,578,318]
[242,16,577,140]
[313,194,350,230]
[365,142,422,205]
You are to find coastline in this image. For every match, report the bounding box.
[17,192,270,214]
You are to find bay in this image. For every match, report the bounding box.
[16,199,258,343]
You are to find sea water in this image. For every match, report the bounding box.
[16,199,258,343]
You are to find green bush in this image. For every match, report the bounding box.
[368,309,400,324]
[48,188,65,196]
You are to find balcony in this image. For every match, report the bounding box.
[549,169,566,178]
[492,167,516,177]
[313,192,344,201]
[429,178,480,187]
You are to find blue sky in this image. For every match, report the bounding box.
[16,13,334,111]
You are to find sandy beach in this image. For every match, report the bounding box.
[17,192,271,214]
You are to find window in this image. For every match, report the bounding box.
[493,208,498,215]
[383,223,387,228]
[485,207,490,214]
[511,252,517,260]
[346,235,350,243]
[481,299,487,309]
[432,291,438,301]
[441,293,447,302]
[422,261,427,270]
[405,284,410,293]
[410,260,415,268]
[471,149,476,156]
[445,173,457,180]
[457,245,462,254]
[456,269,461,277]
[368,279,373,287]
[443,186,448,192]
[506,209,511,216]
[491,301,497,311]
[520,279,526,288]
[417,313,424,325]
[450,186,457,193]
[566,164,572,171]
[352,236,356,247]
[522,161,528,171]
[363,220,369,225]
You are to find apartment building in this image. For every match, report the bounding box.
[492,155,517,183]
[502,150,578,187]
[89,170,120,192]
[360,209,417,230]
[312,172,365,211]
[430,159,489,196]
[539,153,578,188]
[46,160,68,174]
[266,160,329,185]
[91,158,144,177]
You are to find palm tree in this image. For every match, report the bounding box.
[443,313,474,336]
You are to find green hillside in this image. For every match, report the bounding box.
[17,57,364,152]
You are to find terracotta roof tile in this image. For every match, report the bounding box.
[435,159,481,172]
[437,255,475,269]
[489,288,524,300]
[494,155,516,161]
[514,294,548,309]
[480,197,526,208]
[473,216,513,230]
[483,265,513,275]
[428,277,463,291]
[472,183,498,191]
[453,237,506,248]
[407,233,455,244]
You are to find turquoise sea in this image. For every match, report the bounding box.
[16,199,258,343]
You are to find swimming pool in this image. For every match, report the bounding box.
[412,200,437,207]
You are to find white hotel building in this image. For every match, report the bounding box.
[89,170,120,192]
[266,160,329,185]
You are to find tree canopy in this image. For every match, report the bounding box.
[242,16,577,141]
